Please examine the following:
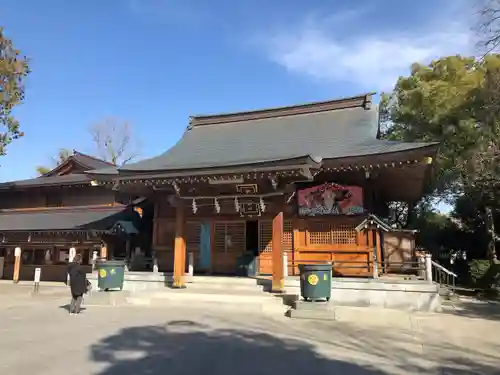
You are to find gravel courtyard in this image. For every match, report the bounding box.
[0,287,499,375]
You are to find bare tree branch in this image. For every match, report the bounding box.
[477,0,500,54]
[90,117,141,166]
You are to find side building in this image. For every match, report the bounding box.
[91,94,438,291]
[0,151,142,282]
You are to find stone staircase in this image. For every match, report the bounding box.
[88,273,289,314]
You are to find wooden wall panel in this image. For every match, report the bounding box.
[62,188,115,206]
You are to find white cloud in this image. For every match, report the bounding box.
[255,7,475,90]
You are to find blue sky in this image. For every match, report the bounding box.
[1,0,473,182]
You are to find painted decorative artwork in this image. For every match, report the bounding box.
[297,183,364,216]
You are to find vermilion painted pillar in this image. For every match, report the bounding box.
[172,201,187,288]
[271,211,284,293]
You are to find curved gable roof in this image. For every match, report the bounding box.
[119,94,437,173]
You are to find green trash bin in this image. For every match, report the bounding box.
[298,263,332,302]
[97,260,125,291]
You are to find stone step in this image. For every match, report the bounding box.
[125,289,288,314]
[184,282,263,292]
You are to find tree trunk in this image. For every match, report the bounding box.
[485,206,498,263]
[405,201,417,229]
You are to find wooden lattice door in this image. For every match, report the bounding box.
[212,221,246,274]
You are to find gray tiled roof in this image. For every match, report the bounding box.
[71,151,115,170]
[0,174,92,189]
[0,206,134,232]
[120,104,436,172]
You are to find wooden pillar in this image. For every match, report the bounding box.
[172,201,187,288]
[373,230,380,278]
[375,230,382,276]
[13,247,21,284]
[367,229,375,275]
[271,211,284,293]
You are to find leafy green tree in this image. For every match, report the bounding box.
[0,27,30,156]
[381,55,500,264]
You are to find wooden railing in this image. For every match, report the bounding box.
[292,246,428,278]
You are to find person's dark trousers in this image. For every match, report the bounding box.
[69,294,83,314]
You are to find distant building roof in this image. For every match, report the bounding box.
[118,94,437,173]
[41,150,115,177]
[0,151,117,189]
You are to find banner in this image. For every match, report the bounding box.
[297,183,364,216]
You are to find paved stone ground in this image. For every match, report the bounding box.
[0,286,499,375]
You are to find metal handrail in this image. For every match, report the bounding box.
[431,260,457,293]
[431,260,458,278]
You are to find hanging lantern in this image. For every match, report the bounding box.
[259,197,266,212]
[192,198,198,214]
[234,197,240,212]
[214,198,220,214]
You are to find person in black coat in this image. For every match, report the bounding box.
[67,254,87,315]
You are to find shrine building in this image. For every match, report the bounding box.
[91,93,437,291]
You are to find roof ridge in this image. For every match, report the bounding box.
[73,150,116,166]
[189,93,375,127]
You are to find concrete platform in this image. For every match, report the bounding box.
[278,277,442,312]
[287,300,337,321]
[87,272,443,312]
[87,272,264,292]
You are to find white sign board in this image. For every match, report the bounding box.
[34,267,41,283]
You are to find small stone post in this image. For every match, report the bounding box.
[425,253,433,283]
[92,251,98,270]
[13,247,21,284]
[69,247,76,262]
[283,252,288,278]
[67,247,76,285]
[187,252,194,277]
[372,246,379,279]
[417,254,425,278]
[153,251,159,274]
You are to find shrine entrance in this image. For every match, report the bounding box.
[212,221,246,274]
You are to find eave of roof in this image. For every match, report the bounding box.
[0,174,93,189]
[355,214,393,232]
[0,205,138,233]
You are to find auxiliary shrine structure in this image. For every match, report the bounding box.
[0,151,142,282]
[91,93,437,291]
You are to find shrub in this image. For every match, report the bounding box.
[468,259,500,289]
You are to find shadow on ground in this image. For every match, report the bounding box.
[59,304,87,313]
[444,298,500,321]
[90,319,500,375]
[90,320,386,375]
